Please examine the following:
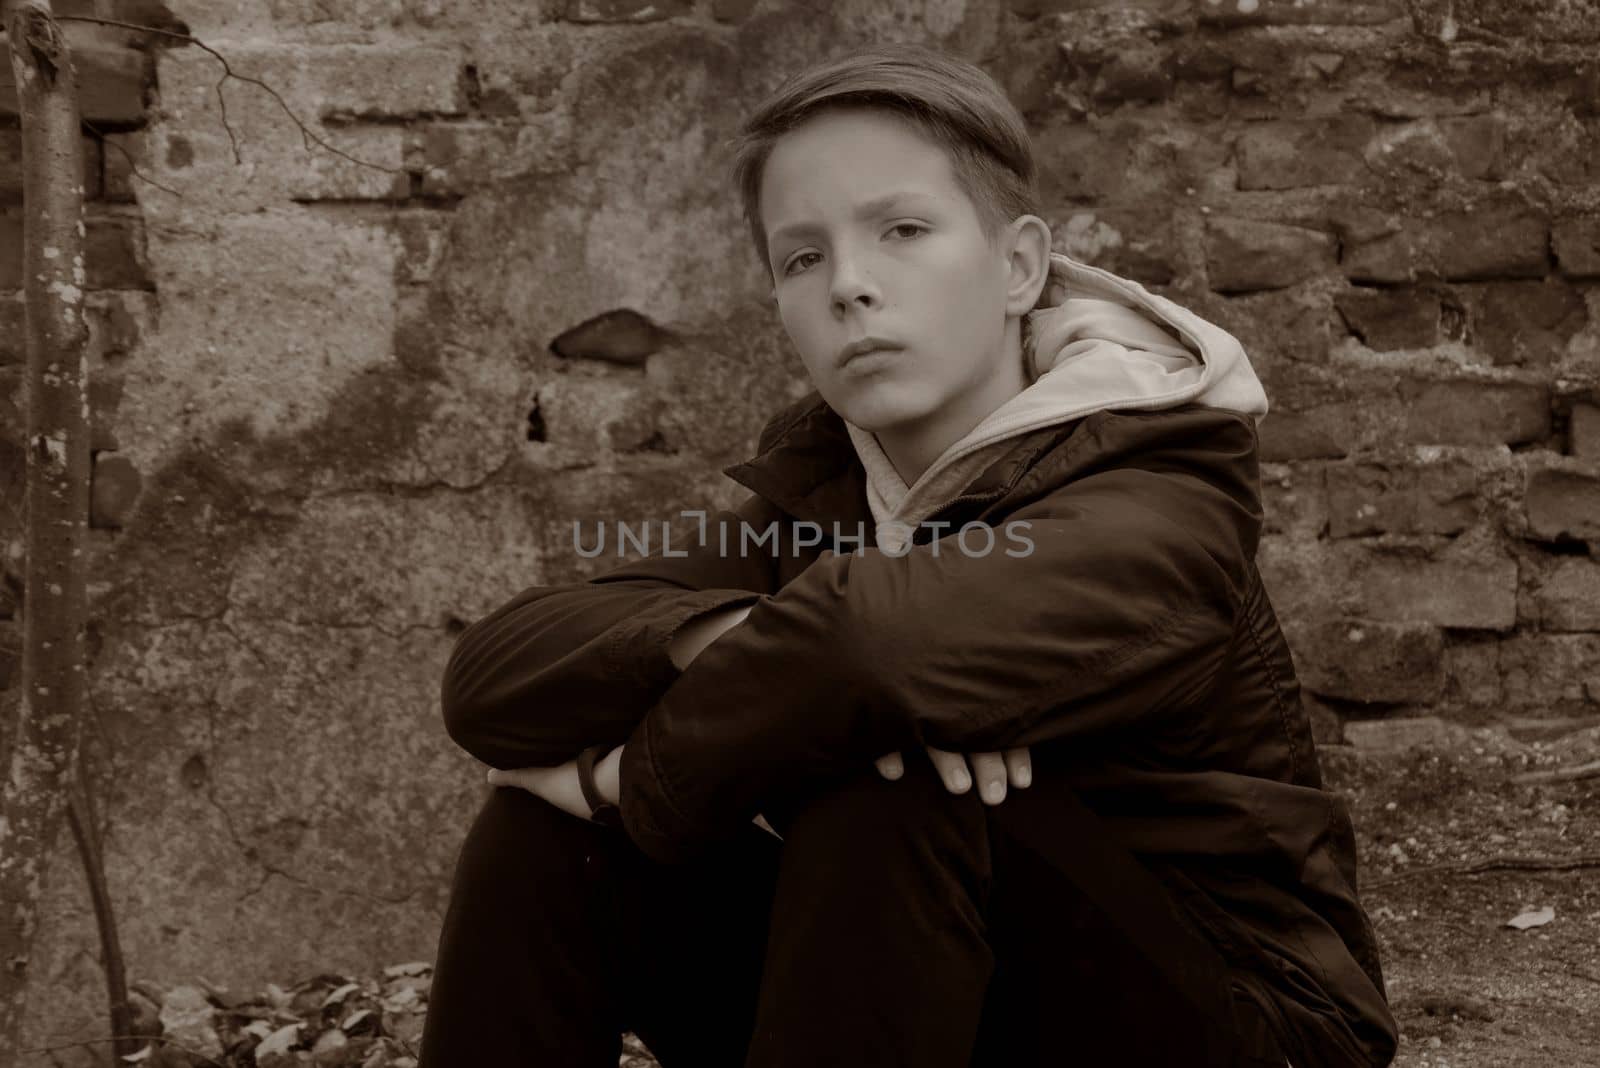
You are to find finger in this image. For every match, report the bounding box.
[925,746,972,794]
[1003,747,1033,789]
[487,766,589,821]
[875,751,905,781]
[969,751,1008,805]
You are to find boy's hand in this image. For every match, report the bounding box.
[486,745,622,822]
[875,746,1032,805]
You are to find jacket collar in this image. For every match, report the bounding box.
[720,391,1077,529]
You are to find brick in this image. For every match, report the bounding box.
[1342,208,1548,283]
[562,0,690,20]
[102,133,141,203]
[1393,379,1549,447]
[1351,543,1518,629]
[1091,44,1175,106]
[90,453,142,530]
[1438,114,1508,180]
[1197,288,1341,368]
[1530,558,1600,631]
[1572,403,1600,460]
[415,122,566,197]
[85,214,153,290]
[1343,716,1455,752]
[1289,619,1445,703]
[1524,463,1600,541]
[1261,462,1328,537]
[1055,208,1177,286]
[1034,118,1185,204]
[1467,279,1588,367]
[1196,0,1404,25]
[1259,532,1518,629]
[0,46,151,124]
[1204,217,1337,292]
[1234,116,1373,191]
[1498,634,1600,712]
[1553,215,1600,278]
[1334,287,1444,349]
[1441,634,1503,706]
[284,126,409,201]
[1326,458,1480,537]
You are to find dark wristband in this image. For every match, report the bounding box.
[576,744,622,827]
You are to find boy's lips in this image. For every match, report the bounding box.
[837,336,906,368]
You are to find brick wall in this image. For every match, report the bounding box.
[1,0,1597,1056]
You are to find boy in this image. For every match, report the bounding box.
[417,43,1397,1068]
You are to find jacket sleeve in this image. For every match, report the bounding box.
[619,409,1264,862]
[440,494,784,769]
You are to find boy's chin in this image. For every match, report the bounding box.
[829,388,938,434]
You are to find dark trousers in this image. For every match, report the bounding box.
[417,759,1289,1067]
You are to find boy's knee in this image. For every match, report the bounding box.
[455,786,607,889]
[781,760,990,872]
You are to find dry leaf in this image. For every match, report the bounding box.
[1505,906,1555,930]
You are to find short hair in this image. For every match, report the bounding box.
[727,43,1042,278]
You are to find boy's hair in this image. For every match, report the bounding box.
[728,43,1042,278]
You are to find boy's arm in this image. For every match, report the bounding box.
[618,409,1262,862]
[441,496,781,770]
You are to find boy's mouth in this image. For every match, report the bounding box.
[837,336,906,367]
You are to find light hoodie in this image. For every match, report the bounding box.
[843,252,1269,551]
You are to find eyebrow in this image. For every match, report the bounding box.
[767,191,940,248]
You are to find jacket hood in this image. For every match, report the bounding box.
[844,252,1268,543]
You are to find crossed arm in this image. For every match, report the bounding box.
[485,602,1035,822]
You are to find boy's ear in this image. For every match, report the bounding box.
[1003,215,1053,318]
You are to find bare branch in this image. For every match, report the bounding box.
[81,117,182,198]
[55,15,405,176]
[1366,852,1600,891]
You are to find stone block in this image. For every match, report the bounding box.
[1196,288,1341,369]
[0,45,151,125]
[1289,619,1445,702]
[1571,403,1600,460]
[1529,558,1600,631]
[1497,633,1600,711]
[1466,279,1588,367]
[1524,462,1600,541]
[1196,0,1404,26]
[1393,379,1549,448]
[1326,457,1481,537]
[91,454,143,530]
[1034,117,1186,204]
[1234,116,1374,191]
[1553,215,1600,278]
[1352,542,1518,630]
[1052,208,1177,286]
[1261,462,1328,537]
[1090,43,1175,106]
[1441,634,1503,706]
[1334,287,1443,350]
[85,213,154,290]
[562,0,690,20]
[416,121,567,197]
[1204,216,1337,293]
[1343,716,1454,752]
[1342,208,1548,283]
[283,126,409,202]
[531,373,664,456]
[1438,114,1508,180]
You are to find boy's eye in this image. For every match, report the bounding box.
[784,252,822,276]
[888,223,926,239]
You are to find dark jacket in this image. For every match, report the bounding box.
[441,393,1399,1068]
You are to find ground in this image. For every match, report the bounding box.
[34,722,1600,1068]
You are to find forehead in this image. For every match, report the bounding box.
[759,109,968,242]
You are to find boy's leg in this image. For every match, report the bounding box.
[972,783,1288,1067]
[417,785,782,1068]
[745,760,996,1068]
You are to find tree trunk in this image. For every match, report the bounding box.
[0,0,92,1058]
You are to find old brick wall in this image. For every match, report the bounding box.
[1,0,1597,1057]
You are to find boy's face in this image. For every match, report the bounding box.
[759,108,1029,449]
